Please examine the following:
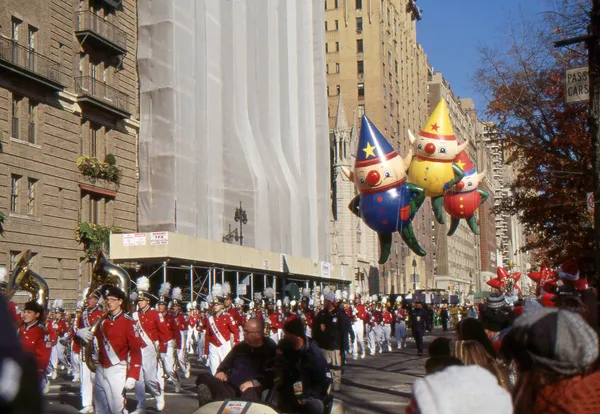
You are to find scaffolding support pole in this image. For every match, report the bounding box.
[221,269,224,284]
[163,262,167,283]
[273,276,276,299]
[208,268,212,295]
[189,265,193,302]
[236,271,240,298]
[251,273,254,299]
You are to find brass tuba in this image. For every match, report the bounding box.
[9,250,49,310]
[84,250,131,373]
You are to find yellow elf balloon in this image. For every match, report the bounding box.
[407,99,468,224]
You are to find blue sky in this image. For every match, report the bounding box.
[417,0,550,114]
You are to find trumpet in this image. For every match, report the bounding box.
[9,250,49,309]
[84,250,131,373]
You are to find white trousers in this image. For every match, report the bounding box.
[80,352,95,407]
[159,341,179,388]
[135,343,162,409]
[208,342,232,375]
[366,326,377,354]
[351,320,365,356]
[197,332,205,358]
[94,362,127,414]
[71,351,80,379]
[382,325,392,351]
[176,331,189,374]
[186,329,196,354]
[47,345,58,377]
[56,341,71,370]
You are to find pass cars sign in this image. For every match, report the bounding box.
[565,67,589,104]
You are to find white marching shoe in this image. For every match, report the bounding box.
[79,406,94,413]
[156,393,166,411]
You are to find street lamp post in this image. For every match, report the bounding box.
[412,257,417,291]
[234,201,248,246]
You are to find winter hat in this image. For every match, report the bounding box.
[501,307,598,376]
[323,287,335,302]
[412,365,513,414]
[102,285,126,302]
[24,300,45,315]
[486,292,508,310]
[558,259,579,281]
[283,317,305,338]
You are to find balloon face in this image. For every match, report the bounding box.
[452,171,486,193]
[413,136,459,162]
[353,156,407,194]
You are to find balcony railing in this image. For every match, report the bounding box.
[75,76,130,117]
[75,11,127,54]
[11,117,19,140]
[0,37,63,89]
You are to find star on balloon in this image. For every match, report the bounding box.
[486,266,522,295]
[527,263,558,296]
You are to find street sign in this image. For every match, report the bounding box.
[588,192,595,213]
[565,67,589,103]
[238,284,247,295]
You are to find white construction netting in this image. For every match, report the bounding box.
[137,0,330,262]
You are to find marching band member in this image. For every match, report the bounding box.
[131,276,166,413]
[203,284,240,375]
[223,283,245,341]
[187,302,198,355]
[18,300,52,391]
[54,302,73,377]
[88,286,142,413]
[156,282,182,393]
[366,296,378,356]
[70,302,82,383]
[170,287,191,379]
[0,268,22,325]
[45,306,59,380]
[196,302,208,361]
[299,288,315,338]
[381,298,394,353]
[394,298,407,349]
[74,288,103,413]
[351,292,368,359]
[264,288,283,344]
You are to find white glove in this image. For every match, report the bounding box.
[125,378,136,390]
[76,327,94,342]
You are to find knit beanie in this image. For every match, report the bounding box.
[412,365,513,414]
[501,308,598,376]
[486,292,508,310]
[284,317,305,338]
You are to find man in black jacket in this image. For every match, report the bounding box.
[276,318,330,414]
[195,319,277,406]
[410,301,427,356]
[311,292,352,391]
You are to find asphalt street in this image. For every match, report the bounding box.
[44,328,452,414]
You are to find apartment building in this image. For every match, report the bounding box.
[324,0,432,293]
[0,0,138,305]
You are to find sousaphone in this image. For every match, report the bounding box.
[9,249,49,309]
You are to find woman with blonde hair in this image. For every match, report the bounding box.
[455,340,509,390]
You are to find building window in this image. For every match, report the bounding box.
[356,17,363,32]
[335,20,339,30]
[326,63,329,73]
[356,0,362,10]
[327,86,330,96]
[335,41,340,52]
[11,94,21,139]
[388,52,391,65]
[395,60,399,74]
[325,21,328,31]
[336,85,340,95]
[357,60,364,74]
[357,39,363,54]
[58,187,64,211]
[383,85,387,97]
[325,43,329,53]
[10,251,20,272]
[389,72,392,82]
[28,25,37,50]
[324,0,327,10]
[10,175,21,213]
[11,17,21,42]
[28,101,36,144]
[387,9,390,25]
[335,63,340,73]
[334,0,338,8]
[27,178,37,215]
[358,83,365,97]
[358,104,365,118]
[89,195,100,224]
[90,124,98,157]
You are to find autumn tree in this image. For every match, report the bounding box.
[476,0,594,264]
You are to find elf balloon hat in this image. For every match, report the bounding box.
[355,115,398,168]
[453,148,476,177]
[418,99,456,142]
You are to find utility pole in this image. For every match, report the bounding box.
[555,0,600,281]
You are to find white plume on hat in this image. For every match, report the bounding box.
[349,292,355,300]
[254,292,263,302]
[356,286,362,295]
[342,291,348,301]
[222,282,231,296]
[130,291,138,301]
[206,295,213,304]
[82,287,89,301]
[234,297,243,306]
[302,288,310,298]
[283,297,290,306]
[395,296,403,303]
[171,287,182,301]
[335,290,342,301]
[158,282,171,298]
[186,302,193,311]
[290,300,297,307]
[263,287,275,299]
[136,276,150,292]
[276,299,282,308]
[76,300,83,309]
[200,301,209,310]
[323,287,331,297]
[212,284,223,298]
[249,301,255,310]
[0,267,7,283]
[52,299,58,309]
